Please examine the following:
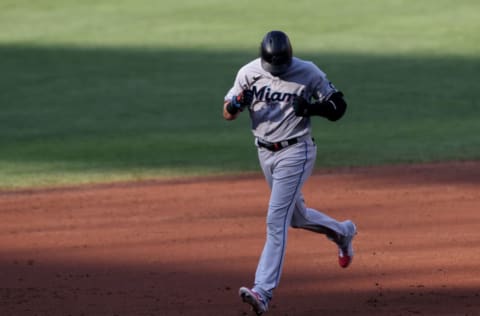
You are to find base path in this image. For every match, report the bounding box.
[1,162,479,316]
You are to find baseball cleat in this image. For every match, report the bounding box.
[338,220,357,268]
[239,287,268,315]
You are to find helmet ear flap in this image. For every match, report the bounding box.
[260,31,292,76]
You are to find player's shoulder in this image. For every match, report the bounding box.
[236,58,269,84]
[292,57,326,76]
[239,58,264,74]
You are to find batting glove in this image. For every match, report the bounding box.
[292,95,310,116]
[227,90,253,115]
[232,90,254,109]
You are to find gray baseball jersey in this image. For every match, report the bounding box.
[225,57,338,142]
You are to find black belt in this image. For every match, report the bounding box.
[256,137,300,152]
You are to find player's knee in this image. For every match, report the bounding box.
[290,220,301,229]
[290,214,302,228]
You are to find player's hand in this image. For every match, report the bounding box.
[292,95,310,116]
[232,90,254,110]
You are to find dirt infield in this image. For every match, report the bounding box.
[1,162,479,316]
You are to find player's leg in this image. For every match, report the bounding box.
[286,140,346,237]
[291,194,357,268]
[251,140,315,302]
[289,150,357,268]
[291,194,351,238]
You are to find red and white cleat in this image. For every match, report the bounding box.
[338,220,357,268]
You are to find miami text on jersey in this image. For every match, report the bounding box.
[252,85,296,103]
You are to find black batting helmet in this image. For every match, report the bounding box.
[260,30,293,76]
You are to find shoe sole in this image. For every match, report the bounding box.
[239,287,265,316]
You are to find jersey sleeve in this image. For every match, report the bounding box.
[224,66,249,102]
[309,62,338,102]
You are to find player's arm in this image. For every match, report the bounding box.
[223,90,254,121]
[292,91,347,121]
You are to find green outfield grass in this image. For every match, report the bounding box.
[1,0,479,188]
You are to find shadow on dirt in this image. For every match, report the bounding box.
[0,257,478,316]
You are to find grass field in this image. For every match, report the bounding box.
[1,0,479,188]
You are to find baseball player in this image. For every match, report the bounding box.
[223,30,357,315]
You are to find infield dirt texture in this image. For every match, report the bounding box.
[1,161,479,315]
